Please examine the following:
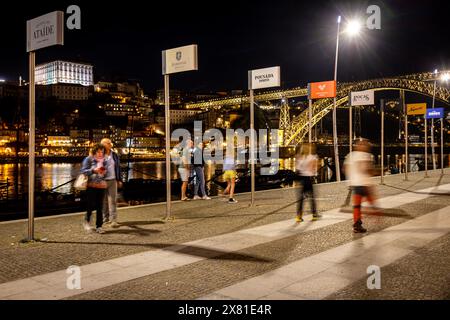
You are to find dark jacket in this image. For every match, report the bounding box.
[106,151,122,182]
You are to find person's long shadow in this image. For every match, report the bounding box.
[37,239,273,263]
[384,184,450,196]
[338,207,413,219]
[226,200,298,234]
[119,221,165,227]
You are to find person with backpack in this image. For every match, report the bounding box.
[80,144,108,234]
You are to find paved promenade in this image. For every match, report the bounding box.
[0,170,449,300]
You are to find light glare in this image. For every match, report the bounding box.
[346,20,362,36]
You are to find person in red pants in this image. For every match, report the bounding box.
[344,139,377,233]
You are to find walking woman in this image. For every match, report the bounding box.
[80,144,108,234]
[295,143,320,222]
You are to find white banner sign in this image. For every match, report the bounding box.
[351,90,374,106]
[162,44,198,75]
[248,66,281,90]
[27,11,64,52]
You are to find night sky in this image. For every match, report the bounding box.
[0,0,449,94]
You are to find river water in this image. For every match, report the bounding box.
[0,153,438,200]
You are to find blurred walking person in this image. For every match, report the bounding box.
[295,143,320,222]
[344,139,377,233]
[101,138,122,228]
[192,141,210,200]
[80,144,108,234]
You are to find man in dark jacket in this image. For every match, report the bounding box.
[101,138,123,228]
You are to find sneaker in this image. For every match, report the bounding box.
[95,228,105,234]
[295,215,304,223]
[228,198,238,203]
[353,220,367,233]
[202,196,211,200]
[193,195,202,200]
[83,221,93,231]
[311,214,322,221]
[103,220,112,226]
[110,221,120,228]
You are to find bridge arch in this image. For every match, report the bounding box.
[284,76,450,146]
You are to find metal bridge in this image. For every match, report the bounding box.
[185,72,450,146]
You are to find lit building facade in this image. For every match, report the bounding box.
[156,109,202,125]
[46,136,72,147]
[35,61,93,86]
[37,84,90,100]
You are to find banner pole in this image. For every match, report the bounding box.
[425,113,428,177]
[402,90,408,181]
[164,74,171,220]
[308,99,312,143]
[27,51,36,241]
[349,92,352,154]
[381,99,385,185]
[441,118,444,175]
[250,89,255,206]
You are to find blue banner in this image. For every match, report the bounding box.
[426,108,444,119]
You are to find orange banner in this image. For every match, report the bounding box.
[406,103,426,115]
[309,80,336,99]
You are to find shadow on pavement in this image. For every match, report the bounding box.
[119,220,165,227]
[338,208,412,219]
[384,184,450,196]
[37,239,273,263]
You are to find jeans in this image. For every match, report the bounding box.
[297,176,317,215]
[103,180,118,222]
[193,166,206,197]
[86,187,106,228]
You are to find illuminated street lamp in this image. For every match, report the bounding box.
[345,20,362,36]
[441,72,450,82]
[332,16,362,182]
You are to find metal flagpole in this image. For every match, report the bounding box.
[308,99,312,143]
[441,117,444,175]
[349,92,352,154]
[381,99,385,185]
[402,90,408,181]
[164,74,172,220]
[332,16,342,182]
[250,89,255,206]
[27,51,36,241]
[425,113,428,177]
[431,76,437,170]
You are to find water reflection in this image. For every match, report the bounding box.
[0,153,438,199]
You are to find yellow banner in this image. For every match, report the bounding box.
[406,103,426,115]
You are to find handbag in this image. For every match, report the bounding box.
[74,174,88,191]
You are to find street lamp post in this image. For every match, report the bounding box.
[332,16,342,182]
[332,17,362,182]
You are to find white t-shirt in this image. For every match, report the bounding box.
[344,151,372,186]
[295,154,318,177]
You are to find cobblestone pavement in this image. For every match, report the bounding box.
[326,233,450,300]
[1,170,449,299]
